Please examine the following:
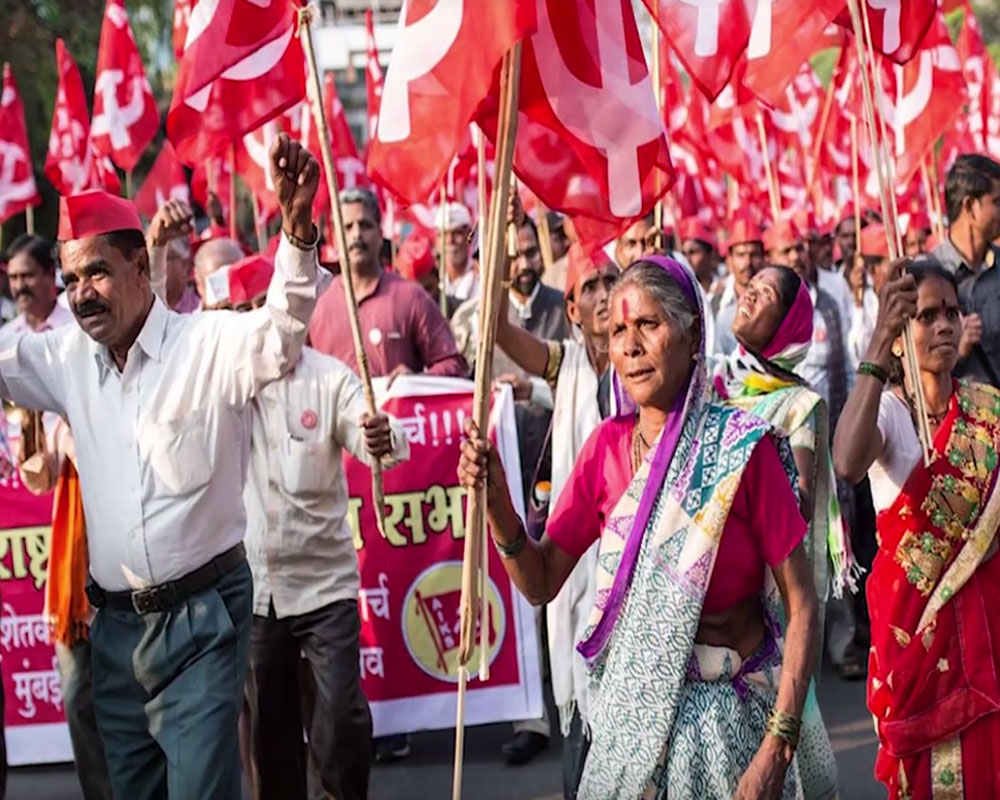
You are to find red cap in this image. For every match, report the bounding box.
[860,223,890,258]
[395,233,437,281]
[677,217,718,252]
[763,219,803,253]
[564,243,615,299]
[57,190,142,241]
[791,209,820,239]
[906,211,932,235]
[725,215,764,254]
[227,255,274,307]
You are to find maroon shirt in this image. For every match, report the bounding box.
[308,271,467,377]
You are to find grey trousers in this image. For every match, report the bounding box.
[54,639,111,800]
[90,561,252,800]
[245,599,372,800]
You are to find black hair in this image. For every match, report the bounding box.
[888,258,959,384]
[944,154,1000,223]
[54,229,149,277]
[517,214,539,242]
[5,234,55,273]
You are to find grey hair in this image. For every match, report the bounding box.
[340,187,382,224]
[194,238,244,280]
[609,260,701,341]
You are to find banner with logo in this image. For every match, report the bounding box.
[0,378,542,763]
[348,376,543,736]
[0,434,73,766]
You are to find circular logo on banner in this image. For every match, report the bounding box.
[401,561,505,683]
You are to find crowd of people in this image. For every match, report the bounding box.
[3,133,1000,799]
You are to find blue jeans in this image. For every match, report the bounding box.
[90,561,252,800]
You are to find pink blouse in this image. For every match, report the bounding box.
[546,416,806,615]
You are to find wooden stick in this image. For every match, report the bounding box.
[298,7,389,532]
[24,205,34,236]
[851,117,862,260]
[451,667,469,800]
[755,112,781,223]
[846,0,931,466]
[125,169,133,199]
[252,194,266,253]
[439,183,449,316]
[650,15,664,247]
[478,497,490,682]
[928,156,947,241]
[453,43,522,800]
[537,202,554,277]
[919,158,941,243]
[477,128,488,263]
[229,142,238,240]
[806,52,841,199]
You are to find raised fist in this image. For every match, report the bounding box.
[270,133,320,243]
[148,200,194,248]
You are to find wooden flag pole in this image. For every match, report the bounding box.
[229,142,238,240]
[919,159,945,243]
[650,15,664,248]
[806,52,841,199]
[439,182,449,316]
[537,202,554,276]
[846,0,932,466]
[756,112,781,223]
[928,156,947,241]
[851,117,863,260]
[298,7,389,534]
[125,169,133,199]
[24,206,34,236]
[453,43,522,800]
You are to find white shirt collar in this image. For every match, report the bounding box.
[509,283,541,321]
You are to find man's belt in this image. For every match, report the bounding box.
[86,542,246,615]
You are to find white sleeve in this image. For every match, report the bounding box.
[333,366,410,468]
[210,233,318,407]
[0,330,68,415]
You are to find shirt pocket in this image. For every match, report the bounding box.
[279,437,335,495]
[144,409,213,496]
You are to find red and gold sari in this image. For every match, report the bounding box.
[869,381,1000,798]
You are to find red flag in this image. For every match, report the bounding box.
[167,0,305,165]
[235,121,280,222]
[367,0,535,204]
[743,0,845,107]
[768,63,824,154]
[834,0,935,64]
[173,0,192,60]
[91,0,159,171]
[0,63,42,223]
[45,40,105,195]
[481,0,675,251]
[365,9,384,143]
[880,13,966,187]
[133,141,189,219]
[956,1,990,154]
[644,0,752,102]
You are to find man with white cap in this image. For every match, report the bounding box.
[0,133,321,799]
[436,201,479,302]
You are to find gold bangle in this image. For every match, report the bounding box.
[765,708,801,750]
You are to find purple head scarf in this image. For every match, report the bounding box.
[579,255,707,661]
[761,274,814,367]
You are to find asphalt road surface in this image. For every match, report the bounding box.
[9,664,881,800]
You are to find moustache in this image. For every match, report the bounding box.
[348,241,367,253]
[14,288,33,300]
[75,299,109,319]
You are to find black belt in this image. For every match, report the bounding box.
[87,543,246,615]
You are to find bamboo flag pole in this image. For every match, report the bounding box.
[125,169,133,199]
[756,112,781,223]
[845,0,932,465]
[439,182,449,316]
[919,159,945,243]
[806,53,841,199]
[851,117,862,259]
[537,202,554,276]
[650,14,664,248]
[24,206,34,236]
[928,156,947,241]
[298,7,389,533]
[453,43,522,800]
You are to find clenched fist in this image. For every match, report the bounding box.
[270,133,320,244]
[148,200,194,248]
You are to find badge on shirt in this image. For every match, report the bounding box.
[300,410,318,430]
[369,328,384,346]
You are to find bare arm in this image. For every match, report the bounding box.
[833,262,916,484]
[734,544,818,800]
[458,420,578,605]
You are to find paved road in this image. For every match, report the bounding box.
[9,664,881,800]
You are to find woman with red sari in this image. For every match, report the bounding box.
[834,258,1000,798]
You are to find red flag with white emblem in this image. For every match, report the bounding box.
[743,0,845,107]
[92,0,159,171]
[45,40,113,196]
[480,0,675,250]
[367,0,535,204]
[834,0,935,64]
[235,121,280,221]
[167,0,305,165]
[173,0,193,60]
[0,63,41,224]
[955,0,996,156]
[880,13,966,187]
[644,0,752,102]
[133,141,190,219]
[365,9,384,144]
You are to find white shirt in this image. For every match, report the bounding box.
[0,235,317,591]
[445,267,480,302]
[244,347,409,618]
[508,283,541,322]
[796,285,834,408]
[847,286,880,372]
[0,300,75,345]
[817,267,854,333]
[870,391,922,513]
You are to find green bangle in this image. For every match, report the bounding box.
[493,523,527,559]
[857,361,889,383]
[765,708,801,750]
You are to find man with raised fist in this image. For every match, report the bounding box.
[0,133,321,800]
